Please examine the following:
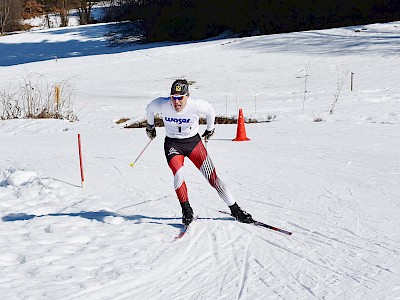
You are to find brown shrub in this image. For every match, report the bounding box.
[123,114,276,128]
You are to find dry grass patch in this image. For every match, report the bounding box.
[123,114,276,128]
[0,73,77,121]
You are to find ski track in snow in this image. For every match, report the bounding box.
[1,20,400,299]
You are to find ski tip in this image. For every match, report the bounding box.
[174,216,198,241]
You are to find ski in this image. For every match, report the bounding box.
[219,211,292,236]
[174,216,198,240]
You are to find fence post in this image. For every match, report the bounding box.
[55,85,61,111]
[351,72,354,91]
[78,134,85,188]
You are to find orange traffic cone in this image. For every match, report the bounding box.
[233,108,250,141]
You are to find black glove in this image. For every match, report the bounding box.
[202,128,215,141]
[146,124,156,139]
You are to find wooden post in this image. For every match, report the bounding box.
[55,85,61,110]
[351,72,354,91]
[78,134,85,188]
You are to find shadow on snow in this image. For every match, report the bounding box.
[226,23,400,56]
[1,210,232,230]
[2,22,400,67]
[0,23,199,67]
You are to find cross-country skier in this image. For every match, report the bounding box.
[145,79,254,226]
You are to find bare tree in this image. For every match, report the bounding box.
[0,0,11,34]
[40,0,60,28]
[38,0,71,27]
[58,0,70,27]
[75,0,101,25]
[0,0,23,34]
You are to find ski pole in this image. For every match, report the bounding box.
[130,138,153,167]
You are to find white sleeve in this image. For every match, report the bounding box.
[196,99,216,131]
[146,97,164,126]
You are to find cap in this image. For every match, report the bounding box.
[171,80,189,95]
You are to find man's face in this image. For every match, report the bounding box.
[170,94,188,112]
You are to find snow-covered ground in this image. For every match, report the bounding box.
[1,21,400,299]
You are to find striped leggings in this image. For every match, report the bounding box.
[164,134,235,206]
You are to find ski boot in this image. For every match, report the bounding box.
[229,202,254,223]
[181,201,194,226]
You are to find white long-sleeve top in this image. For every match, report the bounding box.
[146,96,215,139]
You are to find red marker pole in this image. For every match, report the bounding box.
[78,133,85,188]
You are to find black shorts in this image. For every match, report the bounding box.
[164,134,201,163]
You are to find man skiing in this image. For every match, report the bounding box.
[145,79,253,226]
